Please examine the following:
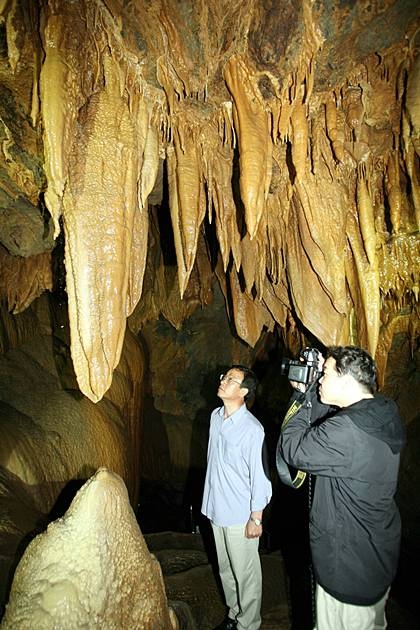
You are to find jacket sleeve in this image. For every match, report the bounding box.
[280,391,353,476]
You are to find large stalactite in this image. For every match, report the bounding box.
[0,0,418,402]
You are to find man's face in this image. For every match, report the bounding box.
[318,356,346,406]
[218,368,247,403]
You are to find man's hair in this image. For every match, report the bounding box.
[231,364,258,402]
[327,346,377,394]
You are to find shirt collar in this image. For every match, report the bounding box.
[222,402,247,423]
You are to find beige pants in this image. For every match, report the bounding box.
[211,522,262,630]
[314,582,390,630]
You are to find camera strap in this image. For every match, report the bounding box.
[276,398,308,489]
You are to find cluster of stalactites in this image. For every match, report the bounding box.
[4,0,418,401]
[158,39,419,364]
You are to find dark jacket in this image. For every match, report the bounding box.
[280,390,406,605]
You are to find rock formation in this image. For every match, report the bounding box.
[0,0,418,403]
[1,468,179,629]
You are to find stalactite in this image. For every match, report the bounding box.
[172,122,206,295]
[229,267,274,347]
[265,190,288,285]
[209,139,242,273]
[385,150,402,235]
[63,52,139,402]
[325,95,344,162]
[405,50,420,156]
[286,181,348,347]
[291,95,308,182]
[357,163,378,267]
[240,229,266,299]
[40,5,80,238]
[343,85,364,143]
[346,209,380,357]
[294,177,349,316]
[262,278,289,329]
[223,54,272,240]
[277,85,294,141]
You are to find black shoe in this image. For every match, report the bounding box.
[213,617,237,630]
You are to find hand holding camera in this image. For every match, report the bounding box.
[280,347,324,392]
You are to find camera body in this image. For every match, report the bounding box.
[280,347,322,386]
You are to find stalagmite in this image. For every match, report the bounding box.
[1,469,179,630]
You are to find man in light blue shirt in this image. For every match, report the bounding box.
[201,365,272,630]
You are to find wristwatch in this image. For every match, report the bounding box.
[250,517,262,526]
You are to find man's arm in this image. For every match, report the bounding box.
[246,510,264,539]
[246,427,272,538]
[280,398,352,476]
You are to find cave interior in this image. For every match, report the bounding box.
[0,0,419,628]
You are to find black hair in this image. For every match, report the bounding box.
[230,364,258,402]
[326,346,377,394]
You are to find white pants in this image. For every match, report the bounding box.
[211,522,262,630]
[314,583,390,630]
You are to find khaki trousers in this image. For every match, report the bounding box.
[211,522,262,630]
[314,582,390,630]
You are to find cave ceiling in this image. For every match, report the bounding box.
[0,0,419,402]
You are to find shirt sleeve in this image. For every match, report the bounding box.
[248,427,272,511]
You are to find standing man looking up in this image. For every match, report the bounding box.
[202,365,272,630]
[279,346,406,630]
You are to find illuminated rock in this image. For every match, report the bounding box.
[0,0,418,397]
[1,468,179,630]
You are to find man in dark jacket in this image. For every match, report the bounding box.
[279,345,405,630]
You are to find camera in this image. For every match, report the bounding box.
[280,347,322,386]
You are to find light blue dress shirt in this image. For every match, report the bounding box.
[201,403,272,527]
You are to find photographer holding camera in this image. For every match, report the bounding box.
[276,347,332,490]
[276,347,335,629]
[278,345,405,630]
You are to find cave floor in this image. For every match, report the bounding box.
[144,531,419,630]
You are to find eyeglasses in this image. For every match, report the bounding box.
[219,373,243,386]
